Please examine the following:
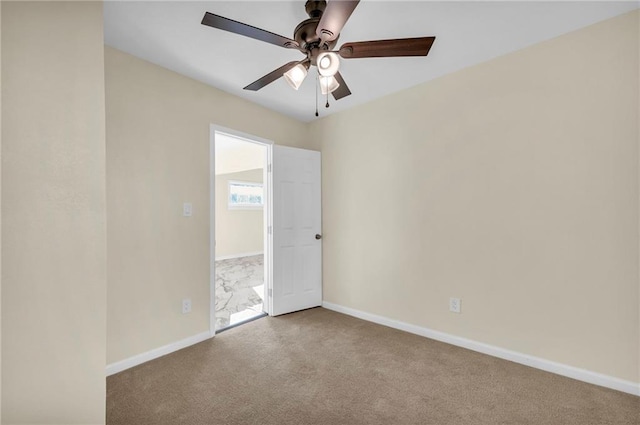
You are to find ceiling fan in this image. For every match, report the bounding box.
[201,0,435,113]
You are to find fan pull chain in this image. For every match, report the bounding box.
[326,89,330,109]
[315,73,319,117]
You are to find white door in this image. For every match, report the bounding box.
[271,145,322,316]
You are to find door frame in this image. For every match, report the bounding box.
[209,124,274,337]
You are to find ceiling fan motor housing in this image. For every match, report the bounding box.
[294,18,321,49]
[296,0,339,53]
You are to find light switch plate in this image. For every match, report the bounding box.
[183,202,192,217]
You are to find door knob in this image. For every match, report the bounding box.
[315,234,322,240]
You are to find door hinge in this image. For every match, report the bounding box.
[268,288,273,297]
[267,164,272,173]
[268,225,272,235]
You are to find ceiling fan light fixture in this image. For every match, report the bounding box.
[284,63,308,90]
[317,52,340,77]
[202,1,436,112]
[319,75,340,95]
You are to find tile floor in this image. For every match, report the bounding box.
[214,254,264,330]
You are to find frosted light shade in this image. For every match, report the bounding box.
[284,64,308,90]
[319,75,340,95]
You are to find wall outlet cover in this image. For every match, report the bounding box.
[449,297,461,313]
[182,298,192,314]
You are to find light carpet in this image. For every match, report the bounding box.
[107,307,639,424]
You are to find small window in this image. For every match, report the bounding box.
[228,180,263,209]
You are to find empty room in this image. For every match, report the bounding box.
[1,1,639,424]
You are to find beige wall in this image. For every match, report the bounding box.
[105,47,309,364]
[2,2,107,423]
[215,169,264,258]
[311,11,640,383]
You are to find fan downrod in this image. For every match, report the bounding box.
[305,0,326,18]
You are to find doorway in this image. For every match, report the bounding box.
[209,127,323,336]
[211,128,271,332]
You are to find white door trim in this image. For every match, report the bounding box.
[209,125,274,336]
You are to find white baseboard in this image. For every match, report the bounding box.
[106,331,212,376]
[215,251,263,261]
[322,301,640,396]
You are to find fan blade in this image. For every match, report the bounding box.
[331,71,351,100]
[244,61,301,91]
[202,12,300,50]
[339,37,435,59]
[316,0,360,43]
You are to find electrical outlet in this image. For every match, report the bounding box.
[182,298,192,314]
[449,297,461,313]
[183,202,192,217]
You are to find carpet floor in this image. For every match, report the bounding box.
[107,308,639,425]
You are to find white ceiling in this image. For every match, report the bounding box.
[104,1,638,123]
[215,133,265,175]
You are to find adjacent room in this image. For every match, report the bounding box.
[1,1,639,424]
[214,132,268,331]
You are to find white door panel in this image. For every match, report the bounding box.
[271,145,322,316]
